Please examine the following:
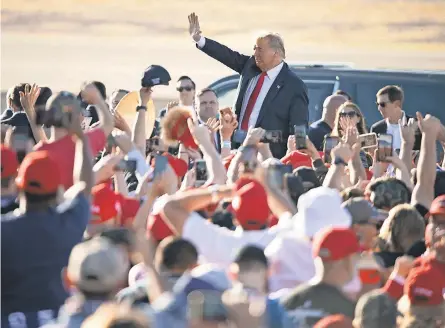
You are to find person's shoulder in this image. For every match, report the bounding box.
[370,119,385,130]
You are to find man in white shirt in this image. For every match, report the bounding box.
[187,13,309,159]
[371,85,421,151]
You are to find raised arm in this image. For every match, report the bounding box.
[411,113,441,209]
[81,83,114,137]
[69,107,94,197]
[188,13,249,74]
[19,84,48,143]
[132,87,153,155]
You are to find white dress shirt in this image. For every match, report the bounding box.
[196,37,284,129]
[385,111,406,151]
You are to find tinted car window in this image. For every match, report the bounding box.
[305,81,336,124]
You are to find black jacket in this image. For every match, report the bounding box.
[370,115,422,150]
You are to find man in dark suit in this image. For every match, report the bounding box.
[371,85,421,151]
[195,88,223,153]
[188,13,308,159]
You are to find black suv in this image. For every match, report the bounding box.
[207,64,445,127]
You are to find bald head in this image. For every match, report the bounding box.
[322,95,348,126]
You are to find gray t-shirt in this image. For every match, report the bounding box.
[280,282,355,327]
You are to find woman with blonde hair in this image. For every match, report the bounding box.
[331,101,368,139]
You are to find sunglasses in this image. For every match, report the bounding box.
[376,101,391,108]
[177,86,194,92]
[339,111,357,118]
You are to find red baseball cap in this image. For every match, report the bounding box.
[429,195,445,216]
[147,213,175,242]
[16,151,61,195]
[91,183,122,224]
[117,195,141,226]
[313,227,360,261]
[1,145,19,178]
[231,180,269,230]
[281,150,323,169]
[170,111,198,149]
[405,265,445,306]
[163,153,188,178]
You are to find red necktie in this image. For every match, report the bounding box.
[241,72,267,130]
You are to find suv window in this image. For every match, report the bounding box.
[304,80,337,124]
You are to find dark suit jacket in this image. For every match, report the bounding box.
[370,116,422,151]
[198,38,309,158]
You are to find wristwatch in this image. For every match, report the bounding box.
[136,105,147,111]
[333,157,347,166]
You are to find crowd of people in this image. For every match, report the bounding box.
[1,12,445,328]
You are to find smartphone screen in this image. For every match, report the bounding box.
[377,134,393,162]
[267,164,286,189]
[153,155,168,177]
[323,136,340,164]
[359,133,377,149]
[260,130,283,144]
[294,125,307,150]
[195,160,208,182]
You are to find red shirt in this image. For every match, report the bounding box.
[117,195,140,226]
[34,128,106,190]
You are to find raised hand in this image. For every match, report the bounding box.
[166,100,179,110]
[81,82,103,105]
[220,113,238,141]
[19,84,40,119]
[243,127,265,146]
[187,118,212,145]
[205,117,221,133]
[344,126,358,147]
[188,12,202,42]
[417,112,443,137]
[399,117,416,145]
[138,87,152,106]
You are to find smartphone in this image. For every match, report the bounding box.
[359,133,377,149]
[188,290,228,322]
[115,159,137,172]
[377,134,393,162]
[260,130,283,143]
[267,164,287,189]
[294,125,307,150]
[219,107,234,122]
[153,155,168,177]
[195,160,208,185]
[323,136,340,164]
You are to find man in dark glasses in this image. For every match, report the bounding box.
[370,85,421,150]
[176,75,196,110]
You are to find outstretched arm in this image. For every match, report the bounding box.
[188,13,249,74]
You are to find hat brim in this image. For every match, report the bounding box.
[114,91,156,138]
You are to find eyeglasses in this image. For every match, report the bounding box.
[177,86,194,92]
[376,101,391,108]
[339,111,357,118]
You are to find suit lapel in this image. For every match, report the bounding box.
[235,59,262,117]
[255,63,287,127]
